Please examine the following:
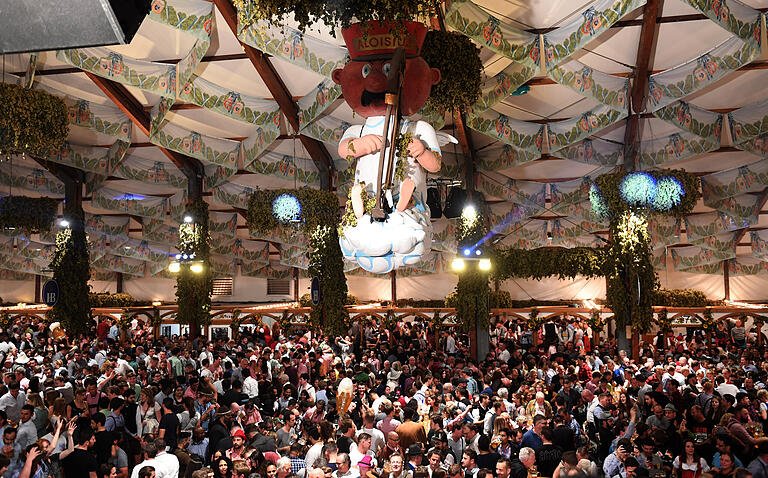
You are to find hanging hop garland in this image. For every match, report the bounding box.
[0,197,59,233]
[421,30,483,113]
[232,0,435,35]
[339,183,376,238]
[0,83,68,158]
[452,205,491,331]
[590,168,700,220]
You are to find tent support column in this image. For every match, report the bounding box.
[723,260,730,300]
[34,275,41,304]
[390,270,397,303]
[116,273,123,293]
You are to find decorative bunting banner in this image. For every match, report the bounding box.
[35,83,133,142]
[298,80,343,129]
[178,74,281,128]
[112,155,188,188]
[0,269,36,281]
[431,219,457,253]
[470,63,537,115]
[681,0,762,47]
[445,0,540,71]
[92,254,146,277]
[652,100,724,140]
[648,216,681,247]
[684,212,747,241]
[551,137,624,166]
[729,257,768,276]
[109,238,171,263]
[671,245,735,270]
[467,111,543,160]
[637,131,720,169]
[166,190,188,224]
[487,204,545,239]
[0,256,47,275]
[210,255,240,276]
[542,0,646,69]
[550,169,614,212]
[237,21,347,79]
[708,192,764,221]
[204,163,239,190]
[554,200,610,224]
[651,247,667,270]
[549,219,604,248]
[57,48,179,99]
[143,224,179,245]
[150,122,241,169]
[244,151,320,187]
[750,229,768,260]
[92,187,166,218]
[240,262,294,280]
[547,104,627,152]
[148,0,214,40]
[209,212,238,238]
[47,141,130,177]
[690,231,738,253]
[301,116,352,145]
[701,159,768,206]
[85,214,130,239]
[0,163,63,196]
[648,35,759,112]
[212,239,269,264]
[547,59,629,110]
[475,173,547,210]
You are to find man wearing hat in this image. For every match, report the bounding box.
[357,456,375,478]
[407,443,424,472]
[227,429,247,461]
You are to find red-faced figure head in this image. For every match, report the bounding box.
[333,21,440,118]
[332,57,440,117]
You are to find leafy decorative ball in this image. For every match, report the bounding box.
[422,30,482,113]
[652,177,684,211]
[620,172,657,207]
[272,194,302,224]
[589,184,609,218]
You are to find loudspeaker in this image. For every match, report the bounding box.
[443,188,467,218]
[427,187,442,219]
[1,0,150,54]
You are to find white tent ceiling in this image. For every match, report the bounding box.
[2,0,768,302]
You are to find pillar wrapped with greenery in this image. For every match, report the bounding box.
[453,206,491,332]
[175,199,213,333]
[308,225,348,336]
[49,206,90,334]
[247,189,347,336]
[592,169,699,332]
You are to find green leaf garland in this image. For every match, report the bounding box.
[0,196,59,232]
[48,206,90,334]
[421,30,482,113]
[175,199,213,329]
[0,83,68,157]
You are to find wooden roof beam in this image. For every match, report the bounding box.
[624,0,662,170]
[212,0,333,190]
[85,72,204,198]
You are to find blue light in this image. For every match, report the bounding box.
[113,193,146,200]
[589,183,609,218]
[272,193,302,224]
[463,248,471,256]
[652,177,684,211]
[620,172,657,207]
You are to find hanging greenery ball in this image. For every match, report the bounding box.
[272,193,302,224]
[620,172,657,207]
[421,30,483,113]
[652,177,684,211]
[589,184,609,219]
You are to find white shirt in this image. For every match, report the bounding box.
[0,391,25,423]
[131,459,158,478]
[305,442,324,469]
[153,451,180,478]
[243,376,260,399]
[357,427,386,454]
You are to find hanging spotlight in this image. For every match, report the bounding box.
[463,248,471,256]
[168,262,181,273]
[58,219,69,228]
[479,258,492,271]
[183,215,194,224]
[190,262,204,273]
[451,258,465,271]
[461,204,477,223]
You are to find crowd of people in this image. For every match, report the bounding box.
[0,312,765,478]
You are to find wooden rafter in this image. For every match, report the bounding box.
[85,72,204,199]
[623,0,662,170]
[212,0,333,190]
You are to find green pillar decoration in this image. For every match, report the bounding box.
[453,206,491,333]
[175,199,212,336]
[50,205,90,334]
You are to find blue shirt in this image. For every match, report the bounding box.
[188,438,209,459]
[520,430,543,450]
